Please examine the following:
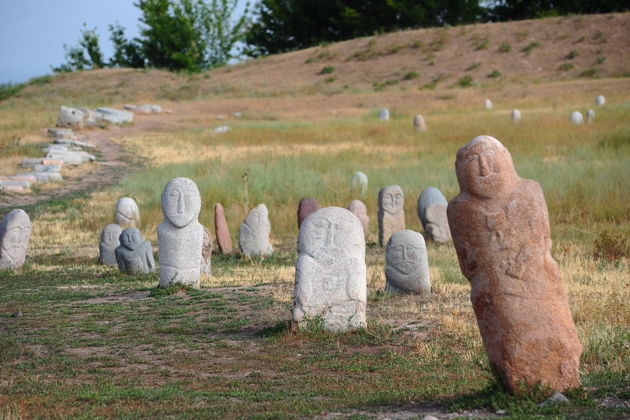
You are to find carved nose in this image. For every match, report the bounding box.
[177,195,184,214]
[478,155,491,176]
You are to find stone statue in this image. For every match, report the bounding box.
[413,114,427,131]
[214,203,233,254]
[239,204,273,256]
[115,197,141,228]
[297,197,319,228]
[99,223,122,265]
[347,200,369,237]
[200,226,213,274]
[0,209,32,270]
[293,207,367,331]
[157,177,204,288]
[385,230,430,294]
[351,171,368,198]
[115,227,155,274]
[378,185,405,246]
[447,135,581,394]
[417,187,451,242]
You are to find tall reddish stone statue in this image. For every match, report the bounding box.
[447,135,581,394]
[214,203,233,254]
[297,197,320,228]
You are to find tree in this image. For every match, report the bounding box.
[53,24,105,72]
[487,0,629,21]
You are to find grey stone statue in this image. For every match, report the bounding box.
[115,227,155,274]
[0,209,32,270]
[385,229,430,294]
[239,204,273,256]
[99,223,122,265]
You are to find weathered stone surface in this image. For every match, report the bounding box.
[378,108,390,120]
[95,107,134,124]
[115,227,155,274]
[586,109,595,123]
[484,98,493,110]
[56,106,85,129]
[79,107,97,125]
[0,209,32,270]
[54,139,96,149]
[7,173,37,183]
[45,150,95,165]
[297,197,320,228]
[124,104,161,114]
[33,164,62,173]
[378,185,405,246]
[47,128,76,140]
[347,200,369,236]
[214,203,233,254]
[158,177,204,288]
[213,125,231,133]
[200,226,213,274]
[511,109,522,122]
[447,135,582,394]
[21,158,45,168]
[293,207,367,331]
[14,172,62,183]
[0,179,31,192]
[352,171,368,197]
[596,95,605,105]
[413,114,427,131]
[239,204,273,256]
[99,224,122,265]
[570,111,583,125]
[385,229,430,295]
[115,197,141,229]
[417,187,451,242]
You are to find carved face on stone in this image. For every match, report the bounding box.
[386,230,422,275]
[120,227,142,251]
[455,136,518,199]
[0,209,31,261]
[101,224,122,246]
[161,177,201,228]
[115,197,140,225]
[245,204,269,230]
[379,186,404,214]
[300,208,363,259]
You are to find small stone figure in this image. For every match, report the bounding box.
[99,224,122,265]
[595,95,605,105]
[347,200,369,236]
[586,109,595,123]
[413,114,427,131]
[158,177,204,288]
[484,99,493,110]
[293,207,367,331]
[447,135,582,394]
[297,197,320,228]
[378,185,405,246]
[0,209,32,270]
[115,197,141,229]
[239,204,273,256]
[385,230,430,294]
[417,187,451,242]
[214,203,233,254]
[200,226,213,274]
[378,108,390,120]
[570,111,583,125]
[115,227,155,274]
[352,171,368,198]
[511,109,521,122]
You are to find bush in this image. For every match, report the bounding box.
[487,69,502,78]
[402,71,419,80]
[319,65,334,75]
[457,75,473,87]
[558,63,574,71]
[566,50,579,59]
[593,228,629,261]
[498,43,511,52]
[521,41,540,54]
[465,62,481,71]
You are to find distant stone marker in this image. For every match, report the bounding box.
[447,135,582,394]
[417,187,451,242]
[297,197,320,228]
[95,107,134,124]
[385,229,430,295]
[596,95,605,105]
[56,106,85,130]
[214,203,233,254]
[239,204,273,256]
[115,197,141,229]
[484,99,493,110]
[99,224,122,266]
[351,171,368,198]
[586,109,595,123]
[200,226,213,275]
[115,227,155,274]
[347,200,369,236]
[0,209,32,270]
[511,109,522,122]
[293,207,367,331]
[569,111,584,125]
[158,177,204,288]
[413,114,427,131]
[378,108,390,120]
[378,185,405,246]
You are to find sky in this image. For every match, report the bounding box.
[0,0,252,85]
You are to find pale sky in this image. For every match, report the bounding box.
[0,0,252,84]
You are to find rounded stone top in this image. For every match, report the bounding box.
[245,203,269,226]
[386,229,426,273]
[570,111,584,125]
[115,197,139,218]
[298,207,364,256]
[1,209,31,231]
[455,135,519,199]
[417,187,447,223]
[348,199,367,216]
[120,227,143,251]
[161,177,201,228]
[101,223,123,244]
[378,185,404,213]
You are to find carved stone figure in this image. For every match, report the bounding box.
[511,109,521,122]
[200,226,213,274]
[115,197,141,228]
[297,197,320,228]
[239,204,273,256]
[347,200,369,236]
[99,224,122,265]
[378,108,390,120]
[378,185,405,246]
[115,227,155,274]
[586,109,595,123]
[570,111,583,125]
[214,203,233,254]
[293,207,367,331]
[595,95,605,105]
[352,171,368,198]
[447,135,582,394]
[158,177,204,288]
[413,114,427,131]
[417,187,451,242]
[385,230,430,294]
[484,99,493,110]
[0,209,32,270]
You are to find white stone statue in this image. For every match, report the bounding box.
[0,209,32,270]
[239,204,273,257]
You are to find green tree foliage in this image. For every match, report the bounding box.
[53,24,105,72]
[487,0,629,21]
[244,0,485,56]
